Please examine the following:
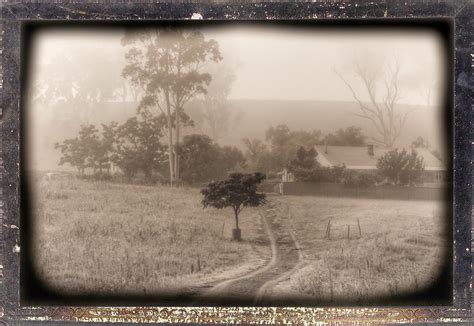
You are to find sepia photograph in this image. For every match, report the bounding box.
[23,22,452,306]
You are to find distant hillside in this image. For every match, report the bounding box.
[210,100,446,149]
[27,99,448,171]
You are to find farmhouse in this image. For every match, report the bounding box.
[314,144,447,185]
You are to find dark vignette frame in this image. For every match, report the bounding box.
[0,1,472,324]
[16,18,455,308]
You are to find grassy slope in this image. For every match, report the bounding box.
[33,178,269,295]
[270,196,447,303]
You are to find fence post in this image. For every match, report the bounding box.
[347,224,350,240]
[325,219,330,238]
[327,219,332,239]
[357,218,362,237]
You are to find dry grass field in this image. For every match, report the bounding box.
[31,176,448,304]
[269,196,448,303]
[32,177,269,295]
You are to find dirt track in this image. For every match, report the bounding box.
[194,199,301,306]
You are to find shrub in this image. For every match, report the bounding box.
[329,164,346,182]
[343,171,378,188]
[293,165,346,183]
[376,148,425,185]
[178,134,246,184]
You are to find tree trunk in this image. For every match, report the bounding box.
[174,106,180,182]
[232,208,241,241]
[164,91,175,186]
[167,121,175,186]
[164,52,175,187]
[175,51,182,182]
[234,208,239,229]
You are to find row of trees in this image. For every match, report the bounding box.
[56,118,429,186]
[243,124,366,174]
[50,27,435,187]
[55,120,367,183]
[53,28,246,186]
[55,112,245,185]
[287,145,425,186]
[55,114,165,179]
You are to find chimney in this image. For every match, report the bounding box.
[367,144,374,156]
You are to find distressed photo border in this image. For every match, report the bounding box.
[0,1,472,324]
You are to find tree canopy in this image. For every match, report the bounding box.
[178,134,246,184]
[325,126,366,146]
[411,136,430,149]
[376,148,425,185]
[112,114,168,179]
[242,124,324,173]
[201,173,266,236]
[243,124,366,175]
[55,124,113,175]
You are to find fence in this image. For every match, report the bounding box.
[280,182,449,201]
[258,180,282,194]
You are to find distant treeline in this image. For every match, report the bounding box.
[243,124,366,174]
[54,110,366,185]
[54,112,245,185]
[55,115,429,187]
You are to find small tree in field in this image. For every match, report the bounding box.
[376,148,425,185]
[201,173,266,240]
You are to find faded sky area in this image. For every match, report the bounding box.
[208,25,445,105]
[30,24,445,105]
[27,24,448,171]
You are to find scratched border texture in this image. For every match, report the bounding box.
[0,0,472,324]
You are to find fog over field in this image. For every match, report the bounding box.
[24,24,451,306]
[27,25,447,172]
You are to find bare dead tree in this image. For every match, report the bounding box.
[335,56,412,148]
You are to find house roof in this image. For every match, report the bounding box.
[314,145,446,171]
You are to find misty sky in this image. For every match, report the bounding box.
[31,24,445,105]
[28,24,447,171]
